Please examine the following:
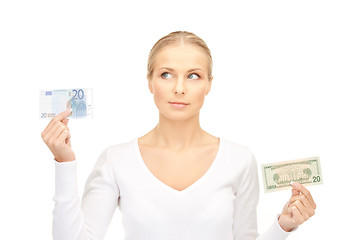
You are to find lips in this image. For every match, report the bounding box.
[169,101,189,105]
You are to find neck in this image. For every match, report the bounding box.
[151,112,206,151]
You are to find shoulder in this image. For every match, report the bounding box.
[221,137,256,168]
[221,138,259,193]
[96,138,136,166]
[106,138,136,156]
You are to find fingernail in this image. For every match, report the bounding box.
[290,181,294,186]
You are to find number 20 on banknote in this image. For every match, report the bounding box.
[261,156,323,193]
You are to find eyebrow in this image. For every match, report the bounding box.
[159,67,203,72]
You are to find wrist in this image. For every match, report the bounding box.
[278,215,294,232]
[54,157,75,163]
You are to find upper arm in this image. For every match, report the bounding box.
[81,147,120,239]
[233,150,260,240]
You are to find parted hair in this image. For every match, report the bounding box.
[146,31,213,81]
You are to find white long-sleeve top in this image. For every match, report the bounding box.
[52,137,296,240]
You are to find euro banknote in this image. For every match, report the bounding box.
[39,88,93,119]
[261,156,323,193]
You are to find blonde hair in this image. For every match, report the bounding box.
[147,31,213,81]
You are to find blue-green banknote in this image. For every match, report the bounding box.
[39,88,93,119]
[261,156,323,193]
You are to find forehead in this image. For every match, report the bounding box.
[154,45,208,71]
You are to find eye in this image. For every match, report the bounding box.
[188,73,200,80]
[161,72,172,79]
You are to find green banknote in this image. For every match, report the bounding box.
[261,156,323,193]
[39,88,93,119]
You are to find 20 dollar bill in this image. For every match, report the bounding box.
[261,156,323,193]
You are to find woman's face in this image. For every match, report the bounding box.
[148,44,213,121]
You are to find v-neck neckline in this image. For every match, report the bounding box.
[134,137,224,195]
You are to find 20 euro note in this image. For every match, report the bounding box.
[39,88,93,119]
[261,156,323,193]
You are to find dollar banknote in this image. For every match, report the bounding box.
[261,156,323,193]
[39,88,93,119]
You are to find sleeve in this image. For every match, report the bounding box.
[233,151,295,240]
[52,147,120,240]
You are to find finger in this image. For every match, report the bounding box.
[298,194,315,217]
[291,181,316,209]
[67,137,72,147]
[65,131,71,145]
[53,124,67,141]
[288,195,302,206]
[42,121,61,143]
[281,201,289,214]
[290,181,301,196]
[61,118,69,126]
[43,121,66,143]
[42,110,71,138]
[289,192,309,203]
[62,123,71,144]
[56,128,70,143]
[50,109,71,128]
[291,205,304,225]
[42,121,56,139]
[292,188,300,196]
[291,200,310,221]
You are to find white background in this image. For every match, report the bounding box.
[1,0,361,239]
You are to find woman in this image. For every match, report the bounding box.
[41,31,316,240]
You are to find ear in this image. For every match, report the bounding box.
[205,76,213,95]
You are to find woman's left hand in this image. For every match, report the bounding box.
[278,181,317,232]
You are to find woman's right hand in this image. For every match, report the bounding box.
[41,109,75,162]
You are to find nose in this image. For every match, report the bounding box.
[174,77,186,94]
